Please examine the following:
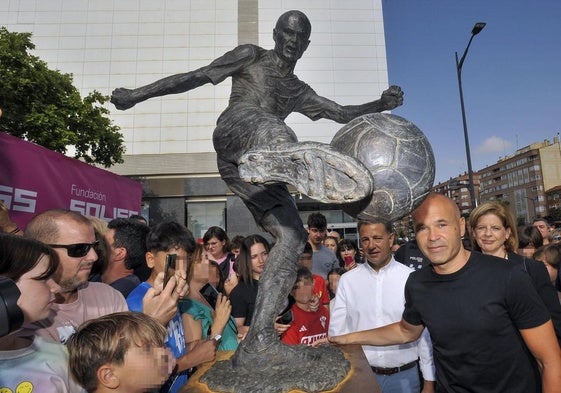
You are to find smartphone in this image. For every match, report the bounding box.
[344,255,354,267]
[163,254,177,288]
[277,308,293,324]
[199,282,220,309]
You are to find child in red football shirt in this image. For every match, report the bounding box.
[281,267,329,346]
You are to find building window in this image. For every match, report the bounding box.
[186,201,226,241]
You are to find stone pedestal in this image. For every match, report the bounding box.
[180,344,381,393]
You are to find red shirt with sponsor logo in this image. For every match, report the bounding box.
[281,304,329,346]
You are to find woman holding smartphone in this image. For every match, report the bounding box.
[336,239,361,271]
[179,244,238,351]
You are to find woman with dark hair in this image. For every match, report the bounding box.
[229,235,245,258]
[469,201,561,343]
[336,239,361,270]
[0,234,84,392]
[203,226,236,281]
[229,234,270,337]
[518,225,544,258]
[534,244,561,291]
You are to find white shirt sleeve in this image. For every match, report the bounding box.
[328,274,350,336]
[417,327,436,381]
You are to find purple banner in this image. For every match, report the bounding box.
[0,132,142,230]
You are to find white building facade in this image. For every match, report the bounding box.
[3,0,390,239]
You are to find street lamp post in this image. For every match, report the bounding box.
[456,22,486,210]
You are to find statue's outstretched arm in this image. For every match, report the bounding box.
[308,85,404,124]
[338,85,404,122]
[111,69,212,110]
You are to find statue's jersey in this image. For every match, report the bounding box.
[202,45,350,162]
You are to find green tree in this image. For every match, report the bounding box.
[0,27,124,167]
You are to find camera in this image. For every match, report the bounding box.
[0,276,23,338]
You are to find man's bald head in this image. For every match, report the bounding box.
[275,10,311,39]
[412,193,461,225]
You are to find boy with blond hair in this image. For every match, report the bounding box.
[67,312,175,393]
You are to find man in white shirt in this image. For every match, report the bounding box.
[329,219,435,393]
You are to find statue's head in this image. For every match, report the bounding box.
[273,10,311,63]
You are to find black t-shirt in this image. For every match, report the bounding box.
[230,280,259,326]
[403,252,550,393]
[394,240,429,271]
[110,274,141,298]
[87,273,140,298]
[216,252,236,280]
[508,252,561,344]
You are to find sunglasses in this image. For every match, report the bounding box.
[49,240,99,258]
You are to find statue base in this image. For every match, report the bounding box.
[180,344,380,393]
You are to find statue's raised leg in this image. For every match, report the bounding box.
[201,159,350,392]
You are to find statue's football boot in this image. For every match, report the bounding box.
[238,142,373,204]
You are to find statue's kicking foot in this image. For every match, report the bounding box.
[238,142,373,203]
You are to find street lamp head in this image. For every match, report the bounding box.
[471,22,486,36]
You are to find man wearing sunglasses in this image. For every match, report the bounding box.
[22,209,129,344]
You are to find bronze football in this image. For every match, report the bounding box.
[331,113,435,221]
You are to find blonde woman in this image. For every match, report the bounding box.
[469,201,561,343]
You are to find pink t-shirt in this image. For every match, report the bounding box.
[27,282,128,344]
[215,253,236,277]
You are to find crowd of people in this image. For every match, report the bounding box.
[1,197,561,392]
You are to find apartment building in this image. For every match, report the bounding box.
[432,172,480,217]
[477,137,561,224]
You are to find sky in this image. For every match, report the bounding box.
[382,0,561,184]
